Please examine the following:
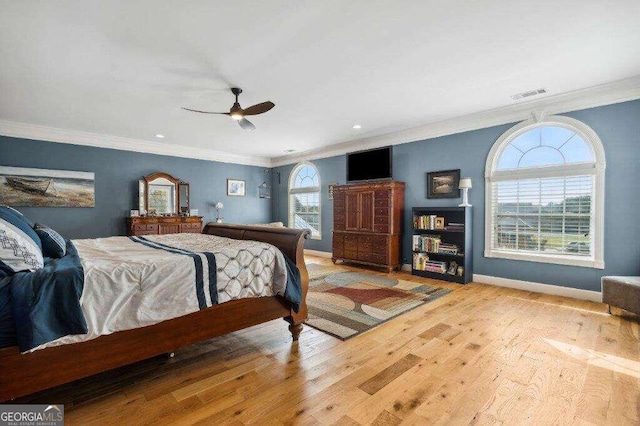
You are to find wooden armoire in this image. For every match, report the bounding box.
[332,181,405,271]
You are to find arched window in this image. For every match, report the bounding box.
[288,162,321,239]
[485,115,605,268]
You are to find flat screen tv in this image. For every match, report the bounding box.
[347,146,393,182]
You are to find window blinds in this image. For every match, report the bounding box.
[490,175,594,257]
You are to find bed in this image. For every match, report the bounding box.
[0,222,310,402]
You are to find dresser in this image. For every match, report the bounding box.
[332,181,405,272]
[126,216,204,236]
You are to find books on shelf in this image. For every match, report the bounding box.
[446,222,465,231]
[413,234,440,252]
[414,215,440,230]
[412,253,447,273]
[413,235,460,255]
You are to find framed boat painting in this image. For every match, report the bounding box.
[0,166,95,207]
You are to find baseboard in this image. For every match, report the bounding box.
[304,249,333,258]
[473,274,602,302]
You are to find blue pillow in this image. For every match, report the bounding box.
[34,224,66,258]
[1,206,35,228]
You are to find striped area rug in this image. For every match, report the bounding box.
[305,263,452,340]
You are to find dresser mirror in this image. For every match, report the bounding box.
[178,182,190,214]
[138,172,190,216]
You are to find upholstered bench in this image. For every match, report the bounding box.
[602,276,640,315]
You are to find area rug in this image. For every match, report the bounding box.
[305,263,452,340]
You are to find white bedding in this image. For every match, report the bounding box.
[32,233,289,351]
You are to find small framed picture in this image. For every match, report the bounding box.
[130,209,139,217]
[189,209,199,217]
[227,179,246,197]
[427,169,460,199]
[447,261,458,275]
[435,217,445,229]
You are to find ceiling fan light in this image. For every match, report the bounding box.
[230,113,243,120]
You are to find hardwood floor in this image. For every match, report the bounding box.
[17,256,640,425]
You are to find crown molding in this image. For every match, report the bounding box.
[271,75,640,167]
[0,120,272,167]
[2,76,639,169]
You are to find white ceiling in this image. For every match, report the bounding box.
[1,1,639,165]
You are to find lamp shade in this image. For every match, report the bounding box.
[459,178,472,189]
[215,202,224,209]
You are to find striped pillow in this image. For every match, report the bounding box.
[0,211,44,273]
[34,223,66,258]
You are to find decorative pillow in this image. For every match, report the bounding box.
[0,217,44,273]
[34,224,66,258]
[1,206,35,228]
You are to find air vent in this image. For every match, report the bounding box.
[511,88,547,101]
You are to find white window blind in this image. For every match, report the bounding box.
[491,175,593,256]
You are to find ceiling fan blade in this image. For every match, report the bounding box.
[238,118,256,131]
[241,101,275,116]
[182,107,229,115]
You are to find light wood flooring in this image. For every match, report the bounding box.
[19,256,640,425]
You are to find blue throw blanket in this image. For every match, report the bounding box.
[3,239,303,352]
[9,240,88,352]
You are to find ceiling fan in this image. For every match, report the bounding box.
[182,88,274,131]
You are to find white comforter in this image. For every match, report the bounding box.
[32,233,289,351]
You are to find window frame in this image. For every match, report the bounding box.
[288,162,321,240]
[484,115,606,269]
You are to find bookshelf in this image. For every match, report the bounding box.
[412,206,472,284]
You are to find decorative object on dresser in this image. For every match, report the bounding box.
[332,181,405,272]
[412,206,472,284]
[426,169,460,199]
[128,172,202,235]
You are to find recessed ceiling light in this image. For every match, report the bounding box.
[285,149,296,153]
[352,124,362,129]
[154,134,165,139]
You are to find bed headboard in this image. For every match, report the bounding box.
[201,222,310,263]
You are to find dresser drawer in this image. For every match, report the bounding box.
[345,241,358,252]
[372,244,388,256]
[358,235,373,244]
[372,253,388,265]
[333,247,344,258]
[372,235,388,246]
[374,224,390,233]
[375,207,390,217]
[374,198,390,208]
[374,215,390,225]
[358,252,374,263]
[344,250,357,260]
[134,224,157,231]
[375,189,391,199]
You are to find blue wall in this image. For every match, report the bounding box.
[0,136,271,238]
[273,99,640,291]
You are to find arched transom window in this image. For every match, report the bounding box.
[288,162,321,239]
[485,116,605,268]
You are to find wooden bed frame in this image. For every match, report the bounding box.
[0,223,310,402]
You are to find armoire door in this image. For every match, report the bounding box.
[345,192,359,231]
[358,191,375,232]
